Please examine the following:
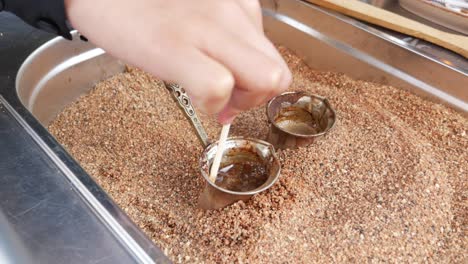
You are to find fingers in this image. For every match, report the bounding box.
[149,43,234,115]
[237,0,263,32]
[194,2,292,123]
[215,1,289,83]
[256,37,292,102]
[225,1,292,100]
[217,88,260,124]
[197,27,284,108]
[66,0,290,122]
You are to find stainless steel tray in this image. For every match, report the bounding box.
[16,1,468,127]
[4,0,468,263]
[399,0,468,35]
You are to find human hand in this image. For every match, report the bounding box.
[65,0,292,123]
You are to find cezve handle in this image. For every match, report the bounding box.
[164,82,211,148]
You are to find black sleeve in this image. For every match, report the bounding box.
[1,0,72,40]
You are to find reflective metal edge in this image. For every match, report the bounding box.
[262,0,467,113]
[0,94,169,264]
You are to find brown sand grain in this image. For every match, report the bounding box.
[48,47,467,263]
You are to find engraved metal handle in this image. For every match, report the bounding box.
[164,82,210,147]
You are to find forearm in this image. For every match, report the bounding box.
[1,0,72,39]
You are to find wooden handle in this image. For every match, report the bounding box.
[306,0,468,58]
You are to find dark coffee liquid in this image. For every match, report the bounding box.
[214,161,268,192]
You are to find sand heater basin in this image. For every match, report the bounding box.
[43,51,468,262]
[15,0,467,263]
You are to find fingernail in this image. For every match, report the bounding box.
[279,68,293,90]
[218,107,238,124]
[270,66,284,88]
[219,116,235,124]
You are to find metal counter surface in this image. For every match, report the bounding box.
[0,97,137,264]
[361,0,464,34]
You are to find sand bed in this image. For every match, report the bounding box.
[48,47,467,263]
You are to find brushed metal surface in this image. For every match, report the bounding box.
[361,0,465,34]
[399,0,468,35]
[262,0,467,112]
[0,96,161,264]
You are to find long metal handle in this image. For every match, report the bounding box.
[164,82,210,147]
